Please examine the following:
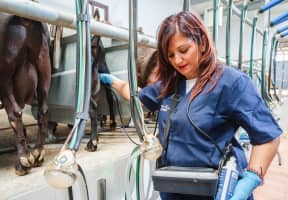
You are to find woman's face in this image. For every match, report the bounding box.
[167,32,202,80]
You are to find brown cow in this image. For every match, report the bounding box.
[137,46,159,88]
[0,13,51,175]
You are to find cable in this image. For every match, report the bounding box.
[77,164,90,200]
[135,155,141,200]
[68,186,74,200]
[152,112,159,136]
[125,146,141,200]
[62,119,81,152]
[186,101,224,156]
[103,85,140,145]
[66,164,90,200]
[128,0,146,142]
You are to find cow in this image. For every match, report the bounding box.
[0,13,51,175]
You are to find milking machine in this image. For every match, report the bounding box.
[43,0,162,199]
[44,0,91,196]
[124,0,163,199]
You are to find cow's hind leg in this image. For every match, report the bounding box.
[2,97,34,175]
[32,30,51,166]
[86,98,98,152]
[105,88,116,130]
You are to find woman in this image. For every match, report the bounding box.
[99,11,281,200]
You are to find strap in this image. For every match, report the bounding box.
[162,93,181,152]
[217,143,233,172]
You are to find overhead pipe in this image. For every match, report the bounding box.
[125,3,163,199]
[0,0,157,48]
[270,37,281,102]
[277,25,288,34]
[220,0,264,36]
[261,30,267,99]
[280,49,286,95]
[268,36,276,99]
[238,0,248,70]
[270,12,288,27]
[258,0,285,14]
[249,17,258,79]
[273,40,280,101]
[212,0,221,43]
[280,31,288,38]
[265,1,272,99]
[225,0,233,66]
[127,0,164,153]
[128,0,144,142]
[261,30,271,104]
[183,0,190,12]
[69,0,91,150]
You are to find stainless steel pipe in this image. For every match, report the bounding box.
[0,0,157,48]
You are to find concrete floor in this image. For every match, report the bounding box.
[0,98,287,200]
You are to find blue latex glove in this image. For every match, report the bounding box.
[99,73,114,86]
[230,171,262,200]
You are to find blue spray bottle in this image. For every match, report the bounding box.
[215,156,239,200]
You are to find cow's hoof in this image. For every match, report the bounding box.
[19,153,35,167]
[85,140,97,152]
[100,121,105,127]
[15,162,30,176]
[15,167,30,176]
[110,122,117,131]
[45,131,57,144]
[32,149,45,167]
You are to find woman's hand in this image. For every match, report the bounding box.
[99,73,131,100]
[230,171,262,200]
[99,73,115,86]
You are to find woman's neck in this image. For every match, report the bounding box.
[186,78,197,94]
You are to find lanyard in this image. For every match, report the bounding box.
[162,92,181,163]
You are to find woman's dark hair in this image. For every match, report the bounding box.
[156,11,223,100]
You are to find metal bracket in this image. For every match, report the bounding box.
[97,178,106,200]
[77,14,89,22]
[75,112,89,120]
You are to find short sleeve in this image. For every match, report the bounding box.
[229,74,282,145]
[139,82,162,112]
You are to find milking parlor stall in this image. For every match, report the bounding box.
[0,0,288,200]
[0,0,163,199]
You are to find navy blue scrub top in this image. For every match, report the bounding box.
[139,66,282,174]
